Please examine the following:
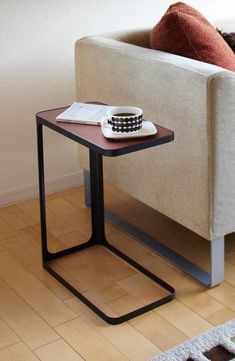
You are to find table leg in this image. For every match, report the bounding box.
[36,121,93,263]
[36,122,50,261]
[89,149,106,244]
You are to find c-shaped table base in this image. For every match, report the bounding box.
[37,122,175,324]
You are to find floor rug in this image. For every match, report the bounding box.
[151,319,235,361]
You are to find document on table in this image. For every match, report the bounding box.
[56,102,113,125]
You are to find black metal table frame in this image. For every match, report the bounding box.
[36,116,175,325]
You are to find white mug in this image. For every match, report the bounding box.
[106,106,143,133]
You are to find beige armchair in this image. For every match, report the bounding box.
[75,27,235,287]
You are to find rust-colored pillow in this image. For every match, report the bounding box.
[150,2,235,72]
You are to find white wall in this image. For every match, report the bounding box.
[1,0,234,205]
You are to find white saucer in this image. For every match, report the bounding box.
[101,121,157,139]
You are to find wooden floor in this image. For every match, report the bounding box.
[0,185,235,361]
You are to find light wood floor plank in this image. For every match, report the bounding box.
[225,262,235,287]
[0,318,19,349]
[0,217,17,241]
[129,311,188,351]
[59,187,86,209]
[34,339,84,361]
[55,317,129,361]
[226,251,235,265]
[0,342,40,361]
[65,297,161,361]
[16,199,40,223]
[83,283,128,305]
[57,230,88,247]
[108,232,185,285]
[173,275,226,318]
[19,224,77,255]
[46,198,91,237]
[47,197,117,238]
[0,234,72,300]
[58,187,119,236]
[0,205,36,230]
[206,307,235,326]
[107,294,146,316]
[155,299,212,338]
[207,282,235,311]
[117,273,169,302]
[50,245,136,292]
[0,278,58,349]
[0,249,76,327]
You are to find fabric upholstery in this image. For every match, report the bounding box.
[150,2,235,72]
[210,74,235,237]
[75,29,235,240]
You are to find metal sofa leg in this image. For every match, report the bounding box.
[83,170,224,287]
[210,236,224,287]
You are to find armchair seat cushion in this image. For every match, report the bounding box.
[150,2,235,72]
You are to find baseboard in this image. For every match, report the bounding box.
[0,170,84,207]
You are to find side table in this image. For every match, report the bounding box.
[36,106,175,324]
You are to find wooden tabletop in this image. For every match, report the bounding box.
[36,106,174,157]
